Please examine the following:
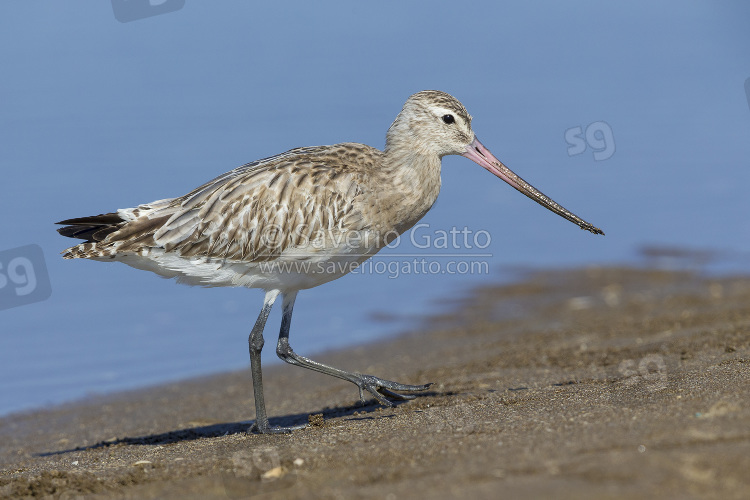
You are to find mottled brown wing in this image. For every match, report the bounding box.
[144,144,374,262]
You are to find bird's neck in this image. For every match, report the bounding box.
[380,137,443,235]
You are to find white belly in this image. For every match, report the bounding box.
[113,240,383,292]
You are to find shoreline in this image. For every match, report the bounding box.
[2,265,749,499]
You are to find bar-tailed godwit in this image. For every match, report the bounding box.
[57,90,603,433]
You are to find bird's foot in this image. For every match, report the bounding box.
[248,420,307,434]
[354,374,432,406]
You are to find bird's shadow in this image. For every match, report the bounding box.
[36,394,438,457]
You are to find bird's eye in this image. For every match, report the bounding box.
[442,114,455,124]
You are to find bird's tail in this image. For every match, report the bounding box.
[56,213,126,259]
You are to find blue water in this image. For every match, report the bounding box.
[1,1,749,416]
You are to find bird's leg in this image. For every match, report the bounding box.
[276,292,432,407]
[248,289,305,434]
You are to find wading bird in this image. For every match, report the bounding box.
[57,90,603,433]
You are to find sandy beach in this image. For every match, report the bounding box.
[1,265,749,499]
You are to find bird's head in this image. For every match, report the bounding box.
[387,90,604,235]
[387,90,476,158]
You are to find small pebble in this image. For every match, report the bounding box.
[261,466,284,479]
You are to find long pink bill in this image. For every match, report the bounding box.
[462,136,604,235]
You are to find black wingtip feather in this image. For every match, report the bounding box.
[56,212,125,242]
[56,213,124,226]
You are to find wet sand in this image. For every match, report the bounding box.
[1,266,749,499]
